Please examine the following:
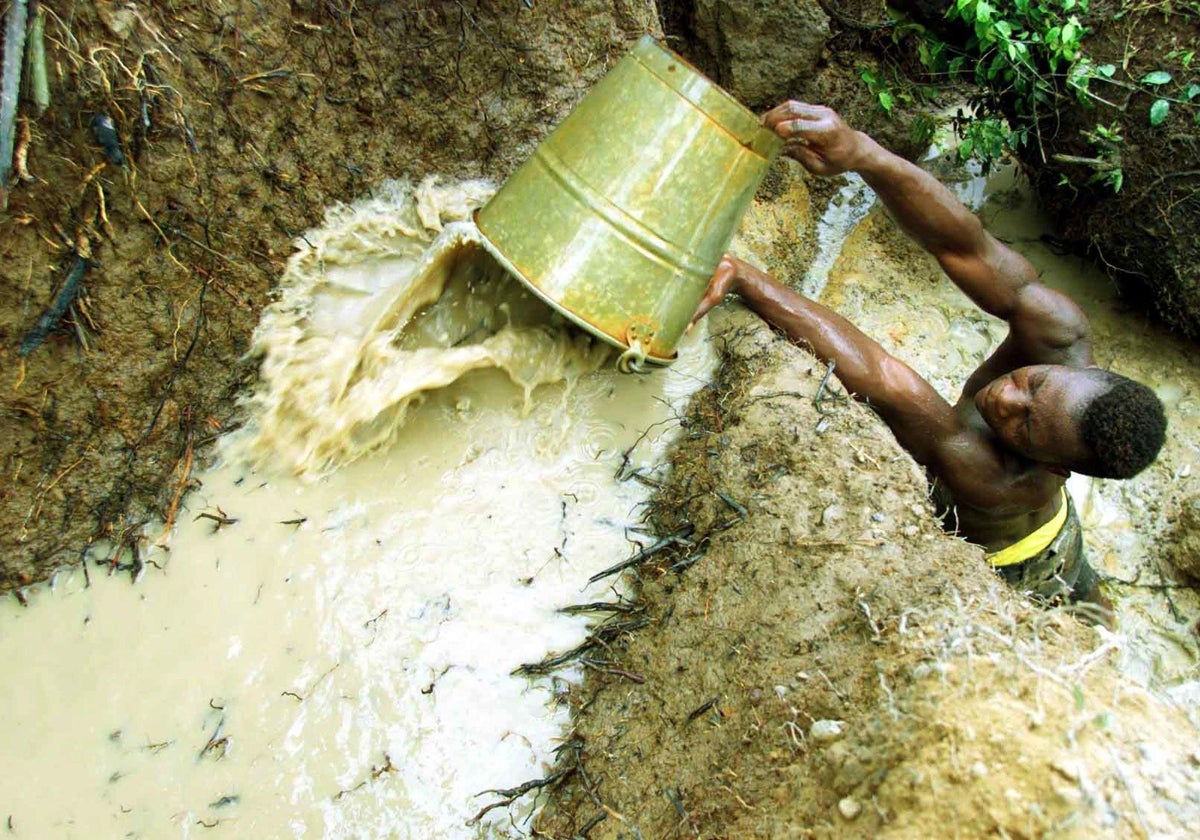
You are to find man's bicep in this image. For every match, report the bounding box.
[870,356,964,469]
[935,236,1038,319]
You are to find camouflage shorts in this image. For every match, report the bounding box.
[990,492,1097,605]
[932,482,1097,605]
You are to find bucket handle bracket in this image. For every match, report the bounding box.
[617,321,658,374]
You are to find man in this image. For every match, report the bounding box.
[690,102,1167,621]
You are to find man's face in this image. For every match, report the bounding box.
[974,365,1106,467]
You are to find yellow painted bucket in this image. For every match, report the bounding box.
[476,35,782,370]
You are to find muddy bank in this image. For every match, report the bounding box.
[0,0,658,588]
[536,312,1200,838]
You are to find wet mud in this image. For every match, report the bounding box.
[0,4,1197,839]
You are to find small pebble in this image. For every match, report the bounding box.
[838,797,861,820]
[810,719,844,744]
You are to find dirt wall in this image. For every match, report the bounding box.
[535,312,1200,838]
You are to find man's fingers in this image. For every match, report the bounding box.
[688,258,738,331]
[688,289,725,331]
[763,101,828,131]
[783,142,822,169]
[771,116,835,147]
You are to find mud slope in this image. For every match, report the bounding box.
[536,312,1200,838]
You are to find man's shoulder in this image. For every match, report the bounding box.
[925,415,1058,512]
[930,444,1063,517]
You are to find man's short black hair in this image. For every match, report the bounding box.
[1079,372,1166,479]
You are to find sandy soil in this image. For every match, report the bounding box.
[535,311,1200,838]
[2,3,1198,838]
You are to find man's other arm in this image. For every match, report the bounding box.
[691,257,967,471]
[764,103,1093,366]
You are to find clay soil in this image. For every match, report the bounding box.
[1,0,658,587]
[2,2,1198,838]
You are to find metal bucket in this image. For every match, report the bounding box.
[475,35,782,371]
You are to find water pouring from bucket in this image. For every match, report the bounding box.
[476,35,783,372]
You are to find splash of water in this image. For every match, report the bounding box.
[235,178,611,476]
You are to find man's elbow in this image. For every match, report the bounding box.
[1013,284,1091,348]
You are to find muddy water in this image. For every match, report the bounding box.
[824,157,1200,690]
[0,181,721,837]
[3,159,1195,839]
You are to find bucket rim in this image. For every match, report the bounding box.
[629,34,783,159]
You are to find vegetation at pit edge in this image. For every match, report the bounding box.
[856,0,1199,191]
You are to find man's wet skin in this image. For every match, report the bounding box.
[973,365,1107,468]
[948,365,1110,552]
[689,100,1166,628]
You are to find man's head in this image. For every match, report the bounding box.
[975,365,1166,478]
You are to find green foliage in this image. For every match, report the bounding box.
[1082,121,1123,192]
[859,66,898,114]
[1149,98,1170,126]
[954,116,1012,169]
[897,0,1199,191]
[859,65,937,116]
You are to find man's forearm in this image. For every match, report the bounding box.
[849,134,984,259]
[734,263,888,399]
[846,133,1040,319]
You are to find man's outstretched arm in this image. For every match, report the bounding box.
[763,102,1092,366]
[691,256,964,471]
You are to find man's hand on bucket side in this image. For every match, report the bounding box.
[687,255,744,332]
[763,101,866,177]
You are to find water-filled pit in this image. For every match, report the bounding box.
[1,161,1195,837]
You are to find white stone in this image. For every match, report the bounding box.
[838,797,862,820]
[810,719,845,743]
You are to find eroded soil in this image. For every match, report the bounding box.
[1,0,656,587]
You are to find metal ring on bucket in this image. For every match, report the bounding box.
[617,337,648,374]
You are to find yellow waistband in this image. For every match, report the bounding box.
[986,488,1070,568]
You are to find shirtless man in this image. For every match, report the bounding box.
[690,102,1167,619]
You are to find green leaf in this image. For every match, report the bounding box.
[1185,83,1200,101]
[878,91,895,113]
[1149,99,1170,126]
[1073,685,1085,712]
[1096,63,1116,77]
[1141,70,1173,85]
[1062,20,1081,47]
